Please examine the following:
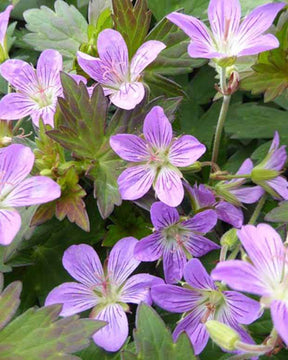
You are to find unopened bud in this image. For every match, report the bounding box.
[181,161,202,173]
[40,169,53,177]
[220,228,238,249]
[206,320,240,351]
[251,168,279,182]
[0,136,12,146]
[227,71,239,95]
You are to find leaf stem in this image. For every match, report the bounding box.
[248,194,267,225]
[211,67,231,164]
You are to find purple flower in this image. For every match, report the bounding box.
[251,131,288,200]
[0,5,13,56]
[212,224,288,346]
[0,144,61,246]
[0,49,84,127]
[134,201,219,284]
[110,106,206,207]
[45,238,161,352]
[77,29,166,110]
[167,0,285,60]
[185,183,244,228]
[152,258,260,355]
[213,159,264,209]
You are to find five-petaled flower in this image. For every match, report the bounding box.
[251,131,288,200]
[0,49,81,127]
[45,238,162,352]
[167,0,285,62]
[134,201,219,284]
[0,144,61,246]
[77,29,166,110]
[152,258,260,355]
[110,106,206,207]
[212,224,288,346]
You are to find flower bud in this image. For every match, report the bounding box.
[251,168,279,182]
[205,320,240,351]
[220,228,238,249]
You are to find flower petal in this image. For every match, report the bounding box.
[117,165,155,201]
[154,167,184,207]
[211,260,269,296]
[163,245,186,284]
[108,237,140,285]
[185,183,216,209]
[271,300,288,346]
[32,105,56,127]
[151,284,200,313]
[36,49,62,89]
[45,282,98,316]
[223,291,261,325]
[134,232,163,262]
[184,234,220,257]
[238,224,285,286]
[173,310,209,355]
[166,12,217,59]
[150,201,179,229]
[130,40,166,80]
[215,202,243,228]
[0,59,37,94]
[237,3,285,56]
[97,29,129,79]
[93,304,128,352]
[182,209,217,233]
[109,82,145,110]
[0,5,13,45]
[77,52,111,84]
[238,34,280,57]
[184,259,216,290]
[109,134,149,162]
[208,0,241,42]
[120,274,163,305]
[229,186,264,204]
[169,135,206,167]
[143,106,172,150]
[0,93,37,120]
[266,176,288,200]
[0,144,34,196]
[3,176,60,207]
[0,209,21,246]
[62,244,104,287]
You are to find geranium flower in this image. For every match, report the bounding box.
[45,238,161,352]
[77,29,166,110]
[0,5,13,60]
[214,159,264,207]
[0,144,61,246]
[167,0,285,60]
[152,258,260,355]
[185,183,244,228]
[212,224,288,346]
[0,49,85,127]
[110,106,206,207]
[134,201,219,284]
[251,131,288,200]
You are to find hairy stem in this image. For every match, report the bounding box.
[211,67,231,164]
[248,194,267,225]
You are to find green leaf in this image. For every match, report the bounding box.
[48,73,108,159]
[146,17,205,76]
[241,16,288,102]
[112,0,151,58]
[225,103,288,140]
[122,303,196,360]
[0,279,22,331]
[144,72,185,98]
[23,0,88,68]
[0,304,105,360]
[102,202,151,246]
[77,342,121,360]
[265,201,288,223]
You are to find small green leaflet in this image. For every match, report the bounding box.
[265,201,288,223]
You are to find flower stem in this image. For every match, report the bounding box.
[236,341,272,354]
[211,67,231,165]
[248,194,267,225]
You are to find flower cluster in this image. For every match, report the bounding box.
[0,0,287,358]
